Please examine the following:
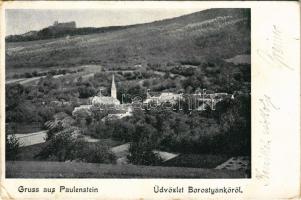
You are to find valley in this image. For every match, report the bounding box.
[5,8,251,178]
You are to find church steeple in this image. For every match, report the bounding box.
[111,74,117,99]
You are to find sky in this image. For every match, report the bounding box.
[5,8,205,36]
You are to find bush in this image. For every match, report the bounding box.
[78,86,97,98]
[6,134,20,160]
[46,121,64,140]
[128,141,162,166]
[36,129,81,161]
[6,84,24,110]
[38,128,116,163]
[111,120,135,142]
[127,124,162,165]
[80,143,116,164]
[85,121,112,139]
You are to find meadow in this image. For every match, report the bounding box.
[6,161,246,178]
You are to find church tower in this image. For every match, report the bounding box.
[111,74,117,99]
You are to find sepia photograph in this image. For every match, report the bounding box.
[5,7,250,178]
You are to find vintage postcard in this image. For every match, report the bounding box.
[0,1,300,199]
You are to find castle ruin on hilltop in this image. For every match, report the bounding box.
[51,21,76,30]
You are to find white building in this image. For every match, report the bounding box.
[143,90,183,104]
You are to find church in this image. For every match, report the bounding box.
[72,74,122,119]
[89,74,133,120]
[91,74,120,106]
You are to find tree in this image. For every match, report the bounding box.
[78,83,97,98]
[6,134,20,160]
[128,141,162,166]
[72,106,92,127]
[216,93,251,155]
[6,84,24,110]
[85,121,112,139]
[36,129,79,161]
[127,124,162,165]
[46,121,64,140]
[111,120,135,142]
[164,72,170,79]
[80,144,116,164]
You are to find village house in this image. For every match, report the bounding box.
[143,90,183,104]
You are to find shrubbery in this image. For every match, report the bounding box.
[127,124,162,165]
[37,128,116,163]
[128,141,162,166]
[6,134,20,160]
[81,143,116,164]
[37,129,80,161]
[95,93,251,158]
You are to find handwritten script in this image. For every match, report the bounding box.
[257,25,293,70]
[255,95,279,186]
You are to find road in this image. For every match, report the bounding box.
[6,74,64,85]
[5,65,103,85]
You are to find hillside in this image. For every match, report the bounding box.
[6,8,250,73]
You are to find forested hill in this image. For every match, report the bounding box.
[6,8,250,70]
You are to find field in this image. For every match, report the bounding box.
[6,161,246,178]
[163,154,230,168]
